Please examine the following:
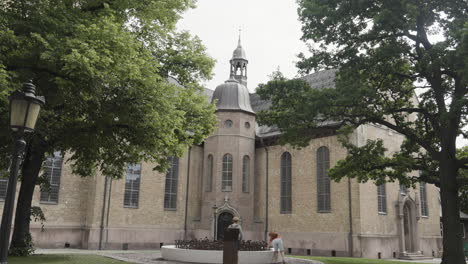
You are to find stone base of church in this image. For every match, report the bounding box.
[30,226,442,260]
[31,226,185,250]
[358,234,441,259]
[31,226,84,249]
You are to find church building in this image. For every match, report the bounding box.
[0,38,442,260]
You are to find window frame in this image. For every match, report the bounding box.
[164,156,179,210]
[420,182,429,217]
[280,152,292,214]
[205,155,213,192]
[40,152,63,205]
[222,154,233,192]
[0,178,7,201]
[377,183,387,214]
[242,155,250,193]
[123,163,142,209]
[317,146,331,213]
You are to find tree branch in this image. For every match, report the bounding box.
[355,117,439,159]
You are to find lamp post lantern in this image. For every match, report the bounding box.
[0,81,45,264]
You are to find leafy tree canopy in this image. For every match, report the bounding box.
[257,1,467,263]
[258,0,467,187]
[0,0,217,176]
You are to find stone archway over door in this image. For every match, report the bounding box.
[403,203,414,252]
[397,194,421,258]
[217,212,233,240]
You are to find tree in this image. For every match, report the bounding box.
[256,1,467,263]
[0,0,217,254]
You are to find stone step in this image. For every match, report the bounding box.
[399,253,433,260]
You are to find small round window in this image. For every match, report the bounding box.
[224,120,233,128]
[244,122,251,129]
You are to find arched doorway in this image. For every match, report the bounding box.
[403,203,414,252]
[397,195,421,258]
[217,212,233,240]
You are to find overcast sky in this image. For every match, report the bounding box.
[178,0,307,93]
[178,1,467,147]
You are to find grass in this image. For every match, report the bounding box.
[8,254,135,264]
[292,256,433,264]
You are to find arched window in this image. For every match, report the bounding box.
[242,156,250,193]
[420,182,428,216]
[280,152,292,213]
[377,183,387,214]
[317,146,331,212]
[40,152,63,204]
[222,154,233,191]
[205,155,213,192]
[164,156,179,210]
[124,163,141,208]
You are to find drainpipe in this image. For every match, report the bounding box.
[105,178,113,246]
[184,147,192,240]
[99,176,109,250]
[348,177,353,257]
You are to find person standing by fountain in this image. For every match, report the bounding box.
[228,217,243,246]
[269,232,286,264]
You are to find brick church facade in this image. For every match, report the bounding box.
[0,39,442,259]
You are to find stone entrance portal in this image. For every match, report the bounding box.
[217,212,233,240]
[403,203,414,252]
[396,193,429,260]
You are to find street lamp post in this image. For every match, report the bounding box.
[0,81,45,264]
[212,205,218,240]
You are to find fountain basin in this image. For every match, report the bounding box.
[161,245,277,264]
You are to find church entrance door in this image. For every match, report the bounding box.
[403,203,413,252]
[217,212,233,240]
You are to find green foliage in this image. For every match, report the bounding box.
[8,233,34,257]
[30,206,46,231]
[257,0,467,187]
[0,0,217,176]
[259,1,467,261]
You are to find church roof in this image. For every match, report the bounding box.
[211,78,254,114]
[204,69,338,137]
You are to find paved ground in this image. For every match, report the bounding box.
[35,249,462,264]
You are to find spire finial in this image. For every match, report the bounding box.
[238,27,242,47]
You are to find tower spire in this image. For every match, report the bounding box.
[230,30,248,87]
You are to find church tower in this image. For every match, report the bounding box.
[230,35,248,87]
[197,37,260,241]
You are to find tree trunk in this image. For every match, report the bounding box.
[10,142,46,252]
[439,158,465,264]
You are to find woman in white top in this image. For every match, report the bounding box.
[269,232,286,264]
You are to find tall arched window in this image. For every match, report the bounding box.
[124,163,141,208]
[280,152,292,213]
[205,155,213,192]
[420,182,428,216]
[222,154,233,191]
[40,152,63,204]
[242,155,250,193]
[164,156,179,210]
[377,183,387,214]
[317,146,331,212]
